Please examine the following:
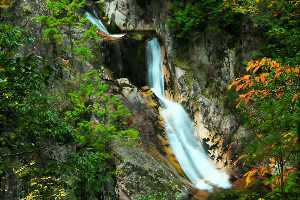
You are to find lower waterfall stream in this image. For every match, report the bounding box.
[147,38,231,191]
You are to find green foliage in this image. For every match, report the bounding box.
[208,188,267,200]
[168,0,243,39]
[36,0,101,67]
[0,23,138,199]
[169,0,300,66]
[226,0,300,65]
[0,23,73,198]
[138,192,169,200]
[284,171,300,196]
[65,69,139,147]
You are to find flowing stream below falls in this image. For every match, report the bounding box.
[85,12,231,191]
[147,38,231,191]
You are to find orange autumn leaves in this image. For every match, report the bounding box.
[229,58,300,107]
[243,166,270,187]
[239,164,297,189]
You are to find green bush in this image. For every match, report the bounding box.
[168,0,243,39]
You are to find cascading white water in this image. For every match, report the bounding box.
[85,12,126,39]
[147,39,165,96]
[147,38,231,191]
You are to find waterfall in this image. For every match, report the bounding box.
[147,38,231,191]
[85,12,126,39]
[146,39,164,96]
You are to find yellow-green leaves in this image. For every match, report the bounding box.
[0,0,11,8]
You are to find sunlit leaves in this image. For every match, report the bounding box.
[241,164,298,196]
[229,58,300,106]
[74,46,94,61]
[242,166,270,188]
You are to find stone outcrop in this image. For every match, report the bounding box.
[112,141,189,200]
[104,0,164,31]
[172,27,260,92]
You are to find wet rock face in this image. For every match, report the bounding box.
[103,0,174,89]
[172,70,247,169]
[195,96,239,167]
[198,96,239,137]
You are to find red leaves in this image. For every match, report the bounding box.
[229,58,299,107]
[258,73,269,83]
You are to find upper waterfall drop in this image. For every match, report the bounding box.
[146,38,231,191]
[85,12,109,34]
[85,12,126,39]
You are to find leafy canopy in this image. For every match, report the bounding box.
[0,23,138,199]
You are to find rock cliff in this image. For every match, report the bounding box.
[103,0,257,171]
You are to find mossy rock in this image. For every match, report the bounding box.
[112,141,188,199]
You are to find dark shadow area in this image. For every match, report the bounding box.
[102,32,156,87]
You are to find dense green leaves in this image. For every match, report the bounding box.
[225,0,300,65]
[0,23,138,199]
[169,0,300,66]
[36,0,102,70]
[168,0,243,39]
